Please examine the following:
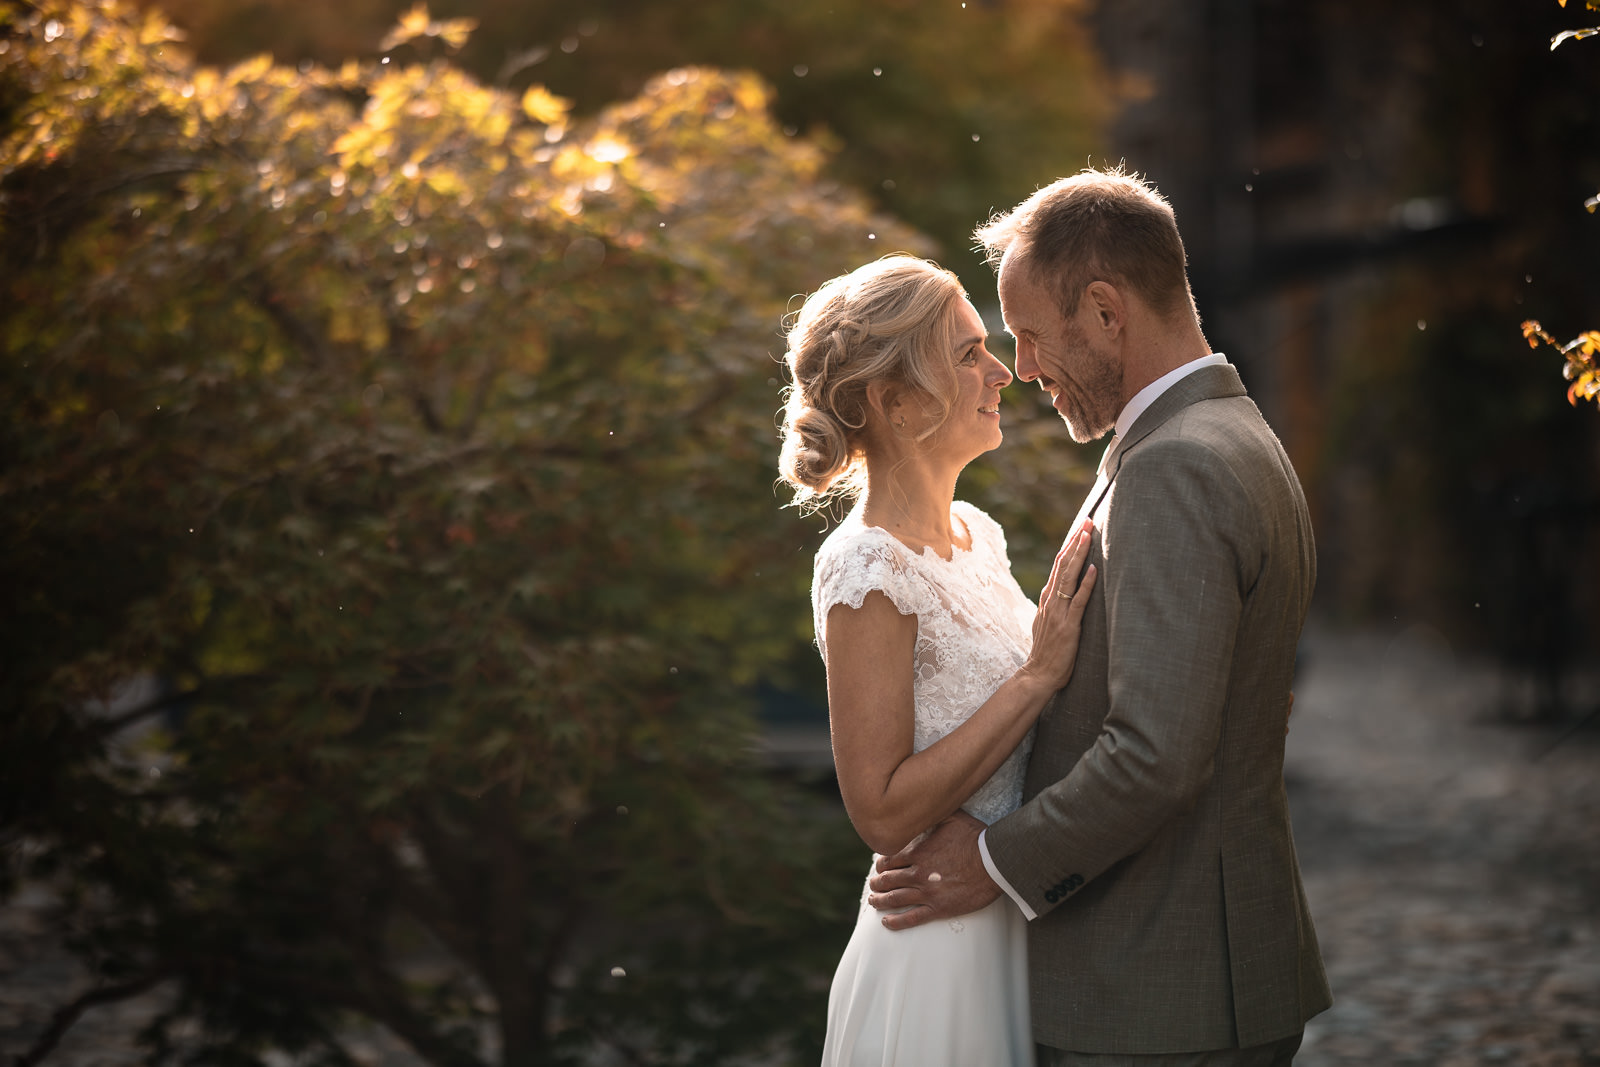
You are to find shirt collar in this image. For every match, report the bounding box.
[1113,353,1229,439]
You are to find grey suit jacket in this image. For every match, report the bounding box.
[985,363,1332,1054]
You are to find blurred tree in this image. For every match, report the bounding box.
[0,2,954,1063]
[127,0,1111,300]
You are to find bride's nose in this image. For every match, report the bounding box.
[986,354,1013,389]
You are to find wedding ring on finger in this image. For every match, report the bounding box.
[1056,590,1073,602]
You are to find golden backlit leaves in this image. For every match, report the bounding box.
[2,0,918,443]
[1523,320,1600,406]
[376,3,476,56]
[519,85,570,127]
[1532,1,1598,407]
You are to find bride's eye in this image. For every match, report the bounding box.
[958,346,980,366]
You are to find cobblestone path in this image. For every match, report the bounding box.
[1287,625,1600,1066]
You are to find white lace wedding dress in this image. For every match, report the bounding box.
[813,501,1038,1067]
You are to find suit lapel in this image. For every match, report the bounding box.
[1068,440,1118,532]
[1101,363,1247,480]
[1065,364,1248,544]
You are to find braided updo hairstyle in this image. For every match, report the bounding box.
[778,255,967,509]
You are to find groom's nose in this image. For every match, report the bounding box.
[1013,339,1039,382]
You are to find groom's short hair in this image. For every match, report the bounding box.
[974,166,1194,320]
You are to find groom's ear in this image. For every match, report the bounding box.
[1083,281,1126,339]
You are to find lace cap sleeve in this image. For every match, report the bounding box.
[811,530,934,653]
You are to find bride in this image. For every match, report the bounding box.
[777,255,1096,1067]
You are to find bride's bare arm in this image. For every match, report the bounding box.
[824,524,1097,856]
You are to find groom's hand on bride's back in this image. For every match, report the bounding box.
[866,811,1000,930]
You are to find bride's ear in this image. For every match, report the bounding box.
[866,380,904,431]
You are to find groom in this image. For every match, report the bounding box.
[867,168,1332,1065]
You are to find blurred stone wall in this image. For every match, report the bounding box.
[1090,0,1600,705]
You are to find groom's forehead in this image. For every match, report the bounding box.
[997,268,1054,328]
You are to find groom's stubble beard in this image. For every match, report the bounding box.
[1057,319,1122,445]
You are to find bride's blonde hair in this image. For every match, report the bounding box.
[777,256,967,510]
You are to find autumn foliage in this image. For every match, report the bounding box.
[1529,0,1600,408]
[0,1,938,1062]
[1523,320,1600,407]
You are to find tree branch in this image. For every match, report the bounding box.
[377,314,445,434]
[456,352,501,441]
[249,282,332,366]
[86,674,269,741]
[335,909,490,1067]
[186,956,490,1067]
[16,971,171,1067]
[377,846,480,979]
[407,810,490,967]
[483,794,539,1064]
[409,386,445,434]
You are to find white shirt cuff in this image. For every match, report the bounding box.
[978,827,1037,921]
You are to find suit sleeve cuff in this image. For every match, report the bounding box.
[978,828,1037,921]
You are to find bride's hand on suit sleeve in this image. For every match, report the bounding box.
[1017,520,1097,693]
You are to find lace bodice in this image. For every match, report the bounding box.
[811,501,1038,825]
